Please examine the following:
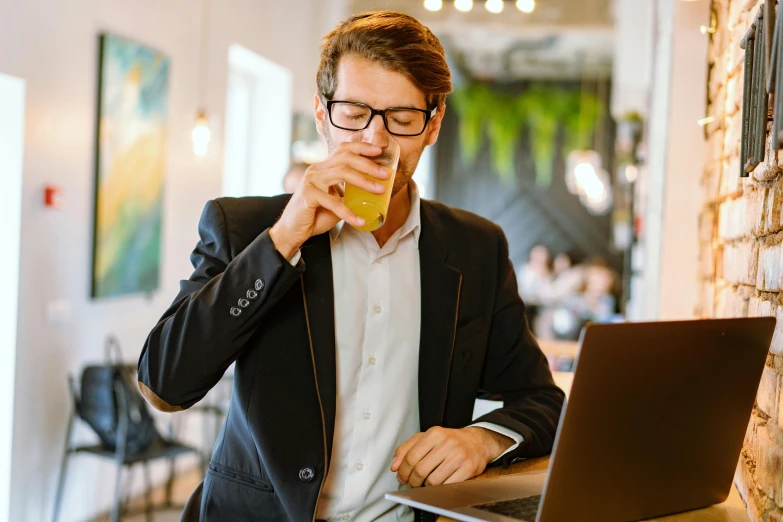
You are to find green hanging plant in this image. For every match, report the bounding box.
[450,84,494,166]
[451,82,604,188]
[562,90,603,161]
[518,86,570,188]
[486,93,525,182]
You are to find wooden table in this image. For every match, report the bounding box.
[436,457,749,522]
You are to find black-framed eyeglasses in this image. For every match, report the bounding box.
[326,100,437,137]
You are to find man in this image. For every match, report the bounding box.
[138,11,564,522]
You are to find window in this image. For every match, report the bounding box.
[222,45,293,198]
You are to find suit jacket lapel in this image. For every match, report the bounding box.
[418,201,463,431]
[300,232,337,465]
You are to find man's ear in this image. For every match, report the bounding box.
[424,104,446,146]
[314,93,327,137]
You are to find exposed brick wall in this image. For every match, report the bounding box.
[704,1,783,519]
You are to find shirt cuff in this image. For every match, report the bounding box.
[288,250,302,266]
[470,422,524,463]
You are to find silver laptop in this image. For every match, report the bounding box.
[386,318,775,522]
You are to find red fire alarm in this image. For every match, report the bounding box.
[44,185,63,209]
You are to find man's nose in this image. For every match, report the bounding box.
[365,114,391,147]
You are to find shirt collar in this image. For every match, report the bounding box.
[330,181,422,245]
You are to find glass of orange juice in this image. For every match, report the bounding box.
[343,130,400,232]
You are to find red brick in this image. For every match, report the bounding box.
[753,133,783,182]
[757,244,783,291]
[722,155,743,198]
[756,425,783,507]
[709,130,726,164]
[723,242,758,285]
[714,286,729,318]
[745,413,762,459]
[772,306,783,357]
[702,282,715,318]
[715,245,725,281]
[700,209,716,244]
[725,75,740,117]
[704,163,723,203]
[724,113,740,158]
[710,50,727,103]
[744,0,762,11]
[767,181,783,235]
[750,187,769,236]
[780,381,783,432]
[732,70,745,114]
[700,246,715,278]
[758,367,780,419]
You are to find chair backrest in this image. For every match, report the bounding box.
[71,336,160,455]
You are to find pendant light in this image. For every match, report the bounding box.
[192,0,212,157]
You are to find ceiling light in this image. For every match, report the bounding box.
[191,109,211,157]
[424,0,443,11]
[516,0,535,12]
[485,0,504,13]
[454,0,474,11]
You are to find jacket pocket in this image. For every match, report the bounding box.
[202,464,288,521]
[208,463,274,492]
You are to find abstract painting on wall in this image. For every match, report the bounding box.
[92,34,170,298]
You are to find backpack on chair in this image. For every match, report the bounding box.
[77,336,160,455]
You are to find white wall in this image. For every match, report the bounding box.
[656,0,709,319]
[611,0,655,118]
[638,0,709,320]
[0,72,25,522]
[0,0,323,520]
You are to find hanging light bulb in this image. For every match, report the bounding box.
[485,0,504,13]
[516,0,535,12]
[566,150,602,195]
[191,109,211,157]
[579,168,613,215]
[624,164,638,183]
[454,0,474,11]
[423,0,443,11]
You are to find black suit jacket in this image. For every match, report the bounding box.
[137,194,565,521]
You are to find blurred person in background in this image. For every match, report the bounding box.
[283,162,308,193]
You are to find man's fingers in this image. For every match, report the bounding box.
[408,446,449,488]
[424,455,462,487]
[391,433,424,472]
[443,465,475,485]
[311,165,387,195]
[396,436,438,484]
[302,184,364,227]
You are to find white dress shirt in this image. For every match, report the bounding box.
[306,182,522,522]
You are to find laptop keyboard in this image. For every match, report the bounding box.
[473,495,542,520]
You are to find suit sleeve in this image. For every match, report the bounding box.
[471,225,566,464]
[137,199,304,412]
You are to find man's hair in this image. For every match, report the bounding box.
[317,11,453,109]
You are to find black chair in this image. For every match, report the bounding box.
[52,373,204,522]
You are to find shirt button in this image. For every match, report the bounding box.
[363,411,371,420]
[355,462,364,471]
[342,515,351,521]
[368,356,377,366]
[374,305,383,314]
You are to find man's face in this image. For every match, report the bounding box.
[314,54,444,197]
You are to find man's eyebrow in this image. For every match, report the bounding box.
[337,98,427,110]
